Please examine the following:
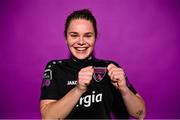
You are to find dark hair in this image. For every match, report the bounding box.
[64,9,97,38]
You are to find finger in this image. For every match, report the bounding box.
[81,69,94,75]
[79,75,93,80]
[107,64,113,72]
[80,78,92,83]
[113,74,120,80]
[79,71,94,76]
[111,82,118,89]
[110,71,126,82]
[79,68,94,74]
[112,69,125,77]
[107,63,117,71]
[107,64,124,74]
[79,78,92,86]
[118,68,125,75]
[113,72,126,80]
[110,75,118,82]
[81,66,93,71]
[79,71,94,79]
[108,67,119,77]
[111,68,125,76]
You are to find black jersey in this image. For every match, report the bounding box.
[40,57,137,119]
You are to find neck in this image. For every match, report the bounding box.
[72,56,92,63]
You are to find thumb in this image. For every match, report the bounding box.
[107,63,116,71]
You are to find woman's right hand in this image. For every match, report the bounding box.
[76,66,94,93]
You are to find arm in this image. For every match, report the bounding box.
[40,86,84,119]
[119,86,146,119]
[40,66,94,119]
[107,64,146,119]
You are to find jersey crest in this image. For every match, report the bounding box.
[93,67,107,82]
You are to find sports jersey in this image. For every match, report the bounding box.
[40,57,137,119]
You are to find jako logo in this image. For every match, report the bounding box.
[67,80,77,85]
[76,91,102,107]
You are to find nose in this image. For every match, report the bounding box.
[78,36,85,45]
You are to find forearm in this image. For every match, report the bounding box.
[120,87,146,119]
[41,87,84,119]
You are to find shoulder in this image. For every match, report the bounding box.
[43,59,71,80]
[44,59,71,69]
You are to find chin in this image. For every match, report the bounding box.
[74,55,89,60]
[72,52,91,60]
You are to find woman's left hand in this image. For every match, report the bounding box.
[107,63,127,91]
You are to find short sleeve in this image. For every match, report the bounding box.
[40,61,59,100]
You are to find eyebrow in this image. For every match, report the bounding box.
[69,32,94,35]
[84,32,94,35]
[69,32,78,34]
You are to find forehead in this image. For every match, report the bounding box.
[68,19,94,33]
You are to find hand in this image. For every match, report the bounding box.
[107,63,127,91]
[76,66,94,93]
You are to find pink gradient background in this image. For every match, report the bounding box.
[0,0,180,118]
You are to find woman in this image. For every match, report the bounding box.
[40,9,146,119]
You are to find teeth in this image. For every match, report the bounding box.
[75,47,87,51]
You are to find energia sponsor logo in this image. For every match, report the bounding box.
[76,91,103,107]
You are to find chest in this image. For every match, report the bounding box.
[54,64,115,105]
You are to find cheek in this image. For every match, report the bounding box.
[87,39,96,46]
[66,40,75,47]
[90,41,96,47]
[66,36,75,46]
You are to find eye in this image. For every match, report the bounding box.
[85,34,92,37]
[70,34,78,38]
[84,33,93,38]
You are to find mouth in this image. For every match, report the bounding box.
[74,47,89,51]
[71,46,92,59]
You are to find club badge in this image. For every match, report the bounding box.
[42,69,52,87]
[43,69,52,80]
[93,67,107,82]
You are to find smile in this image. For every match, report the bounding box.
[74,47,88,51]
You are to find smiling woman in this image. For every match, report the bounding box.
[40,9,146,119]
[66,19,96,60]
